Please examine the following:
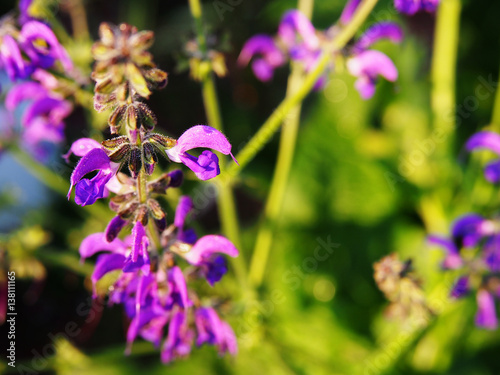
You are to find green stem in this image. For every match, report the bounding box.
[430,0,461,144]
[224,0,380,180]
[188,0,247,288]
[248,0,314,287]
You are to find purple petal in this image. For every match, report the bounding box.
[105,216,128,242]
[179,150,220,180]
[63,138,102,162]
[22,97,72,127]
[19,0,33,24]
[251,58,275,82]
[347,50,398,99]
[394,0,421,15]
[20,21,73,71]
[131,221,147,263]
[178,228,198,245]
[238,35,285,68]
[278,10,319,50]
[451,214,486,248]
[167,169,184,188]
[427,235,463,269]
[68,148,112,200]
[0,35,31,80]
[203,255,228,286]
[218,321,238,356]
[79,232,125,259]
[5,82,47,110]
[174,196,193,229]
[422,0,439,12]
[466,131,500,155]
[195,307,223,346]
[450,276,469,299]
[483,235,500,272]
[475,290,498,330]
[91,253,126,295]
[340,0,362,24]
[170,125,234,157]
[167,266,192,309]
[161,311,193,363]
[484,160,500,184]
[353,22,403,53]
[182,235,239,266]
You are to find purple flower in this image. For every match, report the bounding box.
[278,10,320,57]
[123,221,150,274]
[181,235,239,286]
[0,34,31,80]
[6,81,72,160]
[238,35,286,82]
[174,195,197,244]
[194,307,237,355]
[352,22,404,54]
[66,139,120,206]
[19,0,34,25]
[394,0,440,15]
[450,276,469,299]
[166,125,237,180]
[166,266,192,309]
[19,21,73,71]
[347,50,398,99]
[161,311,194,363]
[475,290,498,330]
[466,131,500,184]
[451,214,491,248]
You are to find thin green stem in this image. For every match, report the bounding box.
[187,0,247,288]
[248,0,314,287]
[224,0,380,180]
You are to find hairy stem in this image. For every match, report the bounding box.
[248,0,314,287]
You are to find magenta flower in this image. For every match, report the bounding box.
[195,307,237,355]
[161,311,194,363]
[19,21,73,71]
[66,138,120,206]
[466,131,500,184]
[181,235,239,286]
[476,290,498,330]
[394,0,440,15]
[340,0,362,24]
[347,22,403,99]
[238,35,286,81]
[0,34,31,80]
[166,125,237,180]
[6,81,72,161]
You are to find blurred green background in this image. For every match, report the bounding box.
[2,0,500,374]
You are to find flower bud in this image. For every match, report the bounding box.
[128,147,143,178]
[108,143,131,163]
[126,104,138,130]
[137,103,157,131]
[148,198,165,220]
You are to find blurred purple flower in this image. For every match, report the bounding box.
[466,131,500,184]
[238,35,286,81]
[395,0,440,15]
[475,290,498,330]
[166,125,237,180]
[161,311,194,363]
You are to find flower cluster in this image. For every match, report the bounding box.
[65,22,239,363]
[0,2,73,160]
[238,7,403,99]
[79,194,239,362]
[428,214,500,329]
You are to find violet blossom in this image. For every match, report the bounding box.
[466,131,500,184]
[394,0,440,15]
[428,213,500,329]
[166,125,237,180]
